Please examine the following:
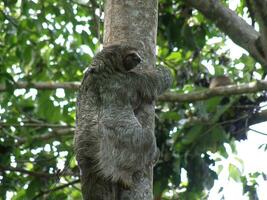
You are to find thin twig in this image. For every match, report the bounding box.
[0,122,73,128]
[249,128,267,136]
[15,128,74,145]
[0,9,18,27]
[32,179,80,200]
[0,164,56,178]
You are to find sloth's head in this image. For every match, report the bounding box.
[93,44,142,73]
[122,48,142,71]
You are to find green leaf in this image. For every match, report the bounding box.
[160,111,180,120]
[26,179,42,198]
[37,91,61,122]
[181,124,203,145]
[166,51,182,62]
[229,163,241,182]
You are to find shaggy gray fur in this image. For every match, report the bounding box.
[74,44,172,199]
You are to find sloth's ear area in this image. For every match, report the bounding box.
[87,67,96,73]
[123,51,142,71]
[80,67,96,86]
[83,67,96,78]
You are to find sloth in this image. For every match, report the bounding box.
[74,44,172,198]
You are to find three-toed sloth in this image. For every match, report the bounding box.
[74,44,172,193]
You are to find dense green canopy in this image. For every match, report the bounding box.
[0,0,266,199]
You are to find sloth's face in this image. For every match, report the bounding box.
[123,50,142,71]
[96,44,142,73]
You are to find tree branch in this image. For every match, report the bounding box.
[32,179,80,200]
[6,110,267,145]
[253,0,267,59]
[0,164,56,178]
[249,127,267,136]
[5,111,267,143]
[16,127,74,145]
[1,80,267,103]
[0,9,18,28]
[249,109,267,125]
[185,0,267,68]
[0,122,74,145]
[0,81,80,92]
[0,122,72,128]
[158,80,267,102]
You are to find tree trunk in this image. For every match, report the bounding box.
[101,0,158,199]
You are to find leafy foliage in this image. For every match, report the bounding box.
[0,0,266,199]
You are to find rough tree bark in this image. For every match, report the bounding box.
[101,0,158,199]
